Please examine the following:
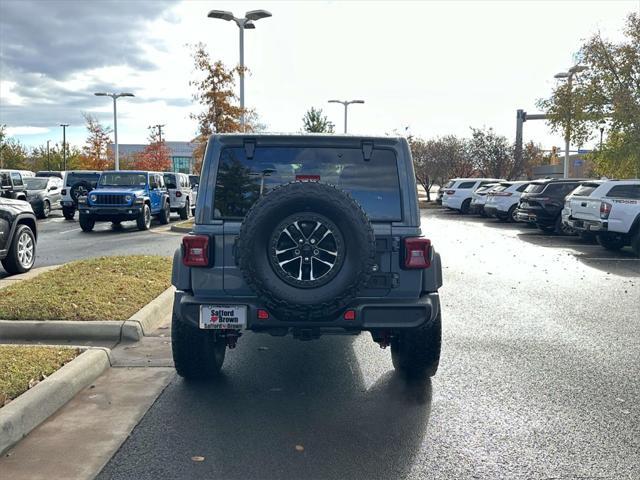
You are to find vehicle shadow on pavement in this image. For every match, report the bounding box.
[516,231,640,277]
[97,333,433,480]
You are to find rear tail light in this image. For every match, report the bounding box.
[182,235,209,267]
[343,309,356,321]
[403,237,431,269]
[600,201,612,219]
[444,190,455,195]
[493,192,513,197]
[175,191,182,197]
[257,309,270,320]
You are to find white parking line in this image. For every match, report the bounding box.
[60,228,82,234]
[581,258,640,261]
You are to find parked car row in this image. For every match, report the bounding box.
[441,176,640,257]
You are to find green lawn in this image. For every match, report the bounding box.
[0,346,80,406]
[0,256,172,321]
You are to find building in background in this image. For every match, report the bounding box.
[109,141,197,173]
[532,153,592,179]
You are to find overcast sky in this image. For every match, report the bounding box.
[1,0,638,151]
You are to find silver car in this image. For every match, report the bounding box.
[163,172,194,220]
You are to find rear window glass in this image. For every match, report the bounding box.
[65,172,100,187]
[213,147,402,221]
[546,183,579,196]
[457,181,477,189]
[606,184,640,199]
[164,174,177,189]
[444,180,455,188]
[525,183,546,193]
[189,175,200,188]
[516,183,530,192]
[492,185,508,192]
[572,183,601,197]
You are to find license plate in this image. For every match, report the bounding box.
[199,305,247,330]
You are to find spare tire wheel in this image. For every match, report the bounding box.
[237,182,376,321]
[70,181,92,203]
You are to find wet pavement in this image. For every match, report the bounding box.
[89,208,638,478]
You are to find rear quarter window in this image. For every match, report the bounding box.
[525,183,546,194]
[606,184,640,199]
[213,146,402,221]
[572,183,601,197]
[516,184,530,192]
[457,181,477,189]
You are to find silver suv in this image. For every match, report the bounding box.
[163,172,194,220]
[171,134,444,380]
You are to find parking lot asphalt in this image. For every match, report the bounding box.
[97,208,639,480]
[0,211,183,278]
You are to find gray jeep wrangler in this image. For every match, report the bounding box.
[171,134,443,379]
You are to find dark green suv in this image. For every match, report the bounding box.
[171,134,443,380]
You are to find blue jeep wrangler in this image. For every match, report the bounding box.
[78,170,171,232]
[171,134,443,380]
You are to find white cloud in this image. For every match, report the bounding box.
[6,126,50,136]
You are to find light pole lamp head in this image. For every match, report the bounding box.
[244,21,256,29]
[94,92,109,97]
[117,93,135,98]
[554,72,570,79]
[207,10,235,21]
[328,100,344,104]
[245,9,272,21]
[569,64,588,74]
[60,123,69,127]
[349,100,365,104]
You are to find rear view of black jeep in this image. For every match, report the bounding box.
[171,134,443,380]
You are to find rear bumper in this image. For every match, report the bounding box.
[515,208,556,225]
[173,291,440,333]
[564,216,607,232]
[442,196,463,209]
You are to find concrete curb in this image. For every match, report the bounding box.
[0,286,175,342]
[170,223,192,233]
[0,347,111,455]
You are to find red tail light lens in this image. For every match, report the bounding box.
[257,309,270,320]
[403,237,431,269]
[444,190,455,195]
[343,309,356,321]
[600,201,612,219]
[175,191,182,197]
[182,235,209,267]
[493,192,513,197]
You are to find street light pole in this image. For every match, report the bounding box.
[94,92,135,170]
[46,140,51,171]
[60,124,69,171]
[328,100,365,133]
[207,9,272,132]
[554,65,587,179]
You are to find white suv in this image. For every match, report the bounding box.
[163,172,194,220]
[484,181,531,222]
[563,179,640,256]
[469,183,501,215]
[442,178,504,214]
[60,171,101,220]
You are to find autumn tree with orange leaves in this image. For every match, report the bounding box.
[134,127,171,171]
[79,114,113,170]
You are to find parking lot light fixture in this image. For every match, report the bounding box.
[328,99,365,133]
[94,92,135,171]
[207,8,272,131]
[553,65,588,179]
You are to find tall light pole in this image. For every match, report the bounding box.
[207,9,272,131]
[554,65,588,178]
[94,92,135,170]
[46,140,51,171]
[60,124,69,171]
[328,100,365,133]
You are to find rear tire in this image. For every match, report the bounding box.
[597,233,626,251]
[62,207,75,220]
[37,200,50,219]
[179,199,190,220]
[79,214,95,232]
[172,313,226,380]
[391,312,442,378]
[555,215,574,236]
[507,204,518,223]
[137,204,151,231]
[460,199,471,215]
[631,230,640,257]
[158,201,170,225]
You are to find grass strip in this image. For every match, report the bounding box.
[0,345,80,406]
[0,255,171,321]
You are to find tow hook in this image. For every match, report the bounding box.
[378,331,391,349]
[225,331,241,349]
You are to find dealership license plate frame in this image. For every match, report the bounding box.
[200,305,247,330]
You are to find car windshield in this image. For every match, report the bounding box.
[214,146,402,221]
[98,173,148,187]
[24,178,49,190]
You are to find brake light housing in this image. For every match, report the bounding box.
[444,190,455,195]
[403,237,431,269]
[175,191,182,197]
[600,201,612,219]
[182,235,210,267]
[492,192,513,197]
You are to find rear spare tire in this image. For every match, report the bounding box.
[237,182,376,321]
